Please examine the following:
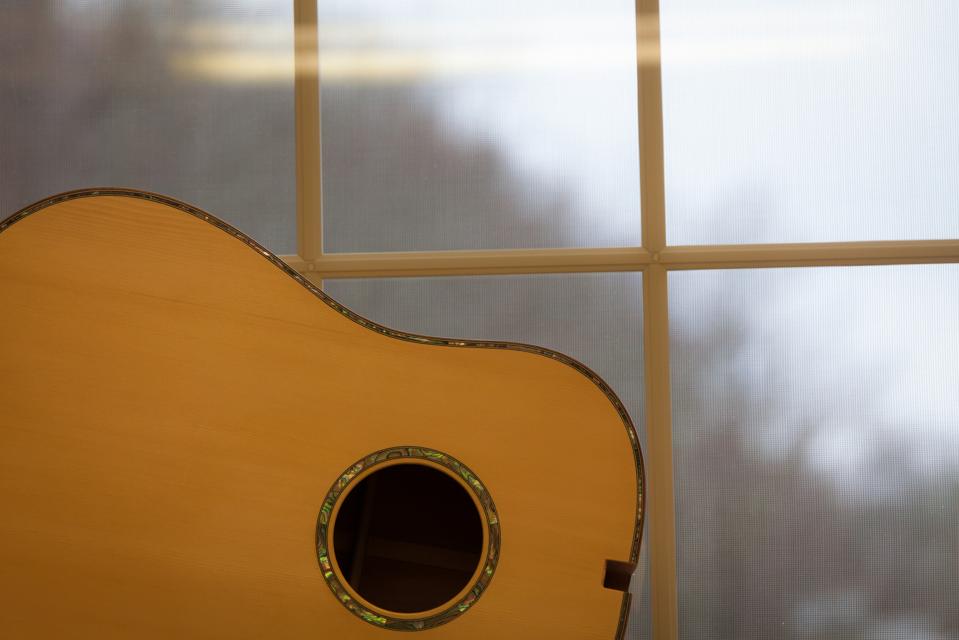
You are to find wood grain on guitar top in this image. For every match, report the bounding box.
[0,191,643,639]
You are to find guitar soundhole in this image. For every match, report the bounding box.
[331,463,484,614]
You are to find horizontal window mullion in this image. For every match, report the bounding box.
[282,247,652,279]
[661,239,959,270]
[282,239,959,279]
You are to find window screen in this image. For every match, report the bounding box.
[317,0,642,252]
[670,265,959,639]
[662,1,959,245]
[0,1,296,254]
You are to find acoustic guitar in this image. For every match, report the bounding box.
[0,189,644,639]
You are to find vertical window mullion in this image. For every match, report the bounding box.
[636,1,680,639]
[642,264,679,640]
[294,0,323,262]
[638,3,667,254]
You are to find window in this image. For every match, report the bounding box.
[293,2,959,638]
[3,2,957,638]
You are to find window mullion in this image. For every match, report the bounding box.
[282,247,651,279]
[638,3,667,254]
[636,1,680,639]
[642,264,679,640]
[661,239,959,270]
[294,0,322,261]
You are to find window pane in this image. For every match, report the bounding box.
[317,1,641,252]
[0,2,296,254]
[662,1,959,244]
[323,273,649,637]
[670,266,959,639]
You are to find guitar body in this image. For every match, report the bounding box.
[0,190,643,639]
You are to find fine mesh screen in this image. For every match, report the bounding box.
[670,266,959,640]
[662,0,959,244]
[324,272,650,638]
[317,0,641,252]
[0,2,296,254]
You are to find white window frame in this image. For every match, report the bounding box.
[283,2,959,638]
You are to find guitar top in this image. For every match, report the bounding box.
[0,190,643,639]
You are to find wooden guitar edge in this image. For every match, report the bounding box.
[1,187,646,637]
